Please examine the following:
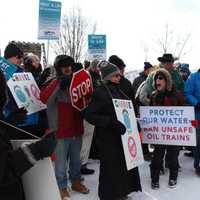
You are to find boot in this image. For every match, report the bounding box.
[169,170,178,180]
[59,188,70,200]
[71,180,89,194]
[150,166,160,190]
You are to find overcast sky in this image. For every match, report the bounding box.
[1,0,200,71]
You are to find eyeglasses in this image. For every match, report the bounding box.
[156,76,164,80]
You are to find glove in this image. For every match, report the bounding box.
[59,75,71,90]
[195,102,200,110]
[28,132,57,161]
[9,107,27,125]
[110,120,126,135]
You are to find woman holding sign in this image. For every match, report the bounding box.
[85,61,142,200]
[149,68,184,189]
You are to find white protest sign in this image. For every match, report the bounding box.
[7,72,46,114]
[113,99,144,170]
[140,106,196,146]
[11,140,61,200]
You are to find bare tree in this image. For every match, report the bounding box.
[153,23,192,60]
[51,8,96,62]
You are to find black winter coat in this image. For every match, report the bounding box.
[0,70,7,119]
[85,82,142,200]
[0,127,34,200]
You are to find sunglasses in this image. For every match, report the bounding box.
[156,76,164,80]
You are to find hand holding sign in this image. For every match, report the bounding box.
[70,69,93,111]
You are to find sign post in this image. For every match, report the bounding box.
[69,69,93,111]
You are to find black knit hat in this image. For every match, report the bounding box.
[108,55,126,70]
[144,62,153,70]
[99,61,120,81]
[4,42,24,59]
[54,55,74,76]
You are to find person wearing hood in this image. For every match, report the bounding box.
[40,55,89,200]
[149,68,184,190]
[139,54,184,106]
[178,63,191,82]
[85,61,142,200]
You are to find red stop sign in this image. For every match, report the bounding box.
[69,69,93,111]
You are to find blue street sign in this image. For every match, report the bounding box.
[38,0,62,40]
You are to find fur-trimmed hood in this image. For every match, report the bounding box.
[153,68,173,91]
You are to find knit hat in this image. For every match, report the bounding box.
[4,42,24,59]
[99,61,121,81]
[54,55,74,76]
[153,68,173,91]
[144,62,153,70]
[157,53,175,63]
[108,55,126,70]
[179,63,190,73]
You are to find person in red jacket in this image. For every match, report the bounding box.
[40,55,89,200]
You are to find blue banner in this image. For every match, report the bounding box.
[38,0,62,40]
[0,56,17,81]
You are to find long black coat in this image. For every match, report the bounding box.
[0,127,35,200]
[85,82,142,200]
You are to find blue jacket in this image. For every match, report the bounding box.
[184,70,200,120]
[4,66,39,127]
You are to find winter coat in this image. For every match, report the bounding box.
[120,76,135,101]
[0,128,34,200]
[89,70,102,89]
[0,70,7,119]
[40,78,84,139]
[132,71,147,97]
[150,68,184,106]
[184,70,200,120]
[139,68,184,106]
[149,69,184,175]
[85,81,142,200]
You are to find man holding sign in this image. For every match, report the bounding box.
[40,55,89,200]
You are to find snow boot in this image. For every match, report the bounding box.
[59,188,70,200]
[168,179,177,188]
[151,181,160,190]
[71,180,89,194]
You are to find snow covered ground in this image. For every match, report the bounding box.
[69,151,199,200]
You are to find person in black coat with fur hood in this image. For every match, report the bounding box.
[85,61,142,200]
[149,68,184,190]
[0,70,57,200]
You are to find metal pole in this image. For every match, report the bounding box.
[46,39,50,66]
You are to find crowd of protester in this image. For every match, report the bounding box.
[0,41,200,200]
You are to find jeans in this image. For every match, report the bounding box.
[194,126,200,169]
[55,137,82,188]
